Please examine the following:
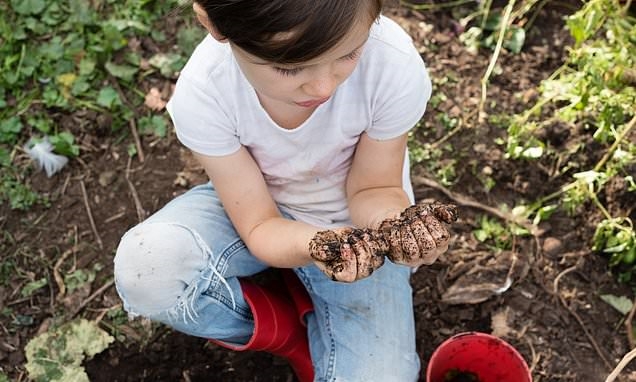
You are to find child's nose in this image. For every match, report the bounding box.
[302,73,338,99]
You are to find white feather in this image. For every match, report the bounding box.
[24,137,69,177]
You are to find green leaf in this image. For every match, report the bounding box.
[25,319,114,382]
[13,314,34,326]
[96,86,121,109]
[67,0,94,25]
[505,27,526,54]
[600,294,633,315]
[0,117,23,144]
[78,59,96,77]
[11,0,47,15]
[21,278,48,297]
[483,14,502,31]
[126,143,137,157]
[148,53,185,78]
[177,26,205,55]
[27,116,52,134]
[105,19,150,33]
[473,229,489,242]
[0,147,11,167]
[105,61,138,82]
[40,36,64,60]
[64,269,95,292]
[50,132,80,157]
[71,79,91,96]
[138,115,167,138]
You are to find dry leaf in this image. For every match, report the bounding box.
[144,87,166,111]
[441,251,529,305]
[491,308,513,338]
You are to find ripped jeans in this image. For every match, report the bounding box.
[114,183,420,382]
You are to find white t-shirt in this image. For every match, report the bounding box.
[167,15,432,228]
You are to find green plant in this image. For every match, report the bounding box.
[473,214,530,250]
[593,218,636,267]
[0,0,200,209]
[0,173,42,210]
[503,0,635,278]
[459,11,526,54]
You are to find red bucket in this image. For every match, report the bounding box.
[426,332,532,382]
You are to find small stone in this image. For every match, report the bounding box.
[98,170,117,187]
[542,237,563,257]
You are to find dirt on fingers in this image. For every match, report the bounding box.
[309,202,458,282]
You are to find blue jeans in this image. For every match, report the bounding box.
[114,183,420,381]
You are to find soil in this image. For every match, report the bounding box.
[1,2,635,382]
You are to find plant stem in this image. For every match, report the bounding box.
[590,192,613,221]
[480,0,494,30]
[593,114,636,172]
[479,0,517,121]
[510,0,542,23]
[605,346,636,382]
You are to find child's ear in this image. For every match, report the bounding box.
[193,2,227,42]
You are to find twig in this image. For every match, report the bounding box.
[71,279,115,319]
[478,0,516,122]
[429,118,464,149]
[104,211,127,224]
[93,303,122,324]
[625,298,636,349]
[129,118,145,163]
[126,156,147,222]
[553,265,613,370]
[522,335,540,373]
[413,175,540,236]
[552,265,576,295]
[605,347,636,382]
[80,180,104,250]
[110,76,145,162]
[60,173,71,196]
[7,297,31,306]
[53,248,74,301]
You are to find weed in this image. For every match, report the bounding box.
[0,0,200,209]
[503,0,635,278]
[473,214,530,250]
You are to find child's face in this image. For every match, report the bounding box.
[231,19,371,110]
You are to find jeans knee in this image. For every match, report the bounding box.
[324,349,420,382]
[114,222,208,316]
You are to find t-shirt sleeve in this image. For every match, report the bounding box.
[367,51,432,140]
[166,74,241,156]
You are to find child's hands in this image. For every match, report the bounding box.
[308,203,457,282]
[309,227,387,282]
[378,203,458,267]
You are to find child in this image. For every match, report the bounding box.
[114,1,454,381]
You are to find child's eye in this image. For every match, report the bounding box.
[274,67,303,76]
[341,49,361,61]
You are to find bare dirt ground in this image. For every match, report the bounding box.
[2,3,635,382]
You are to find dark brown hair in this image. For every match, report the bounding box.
[194,0,383,64]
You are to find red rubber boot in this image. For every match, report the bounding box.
[280,269,314,326]
[209,278,314,382]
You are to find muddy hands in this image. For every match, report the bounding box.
[379,203,457,266]
[308,227,388,282]
[309,202,458,282]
